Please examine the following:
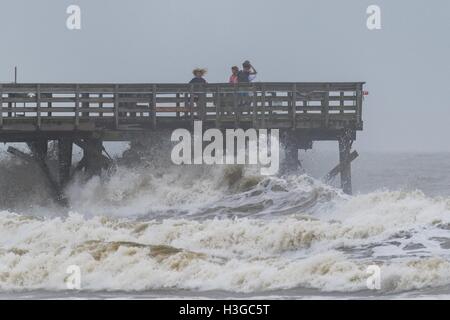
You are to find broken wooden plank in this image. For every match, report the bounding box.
[324,150,358,183]
[7,146,66,205]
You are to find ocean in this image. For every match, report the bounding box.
[1,146,450,299]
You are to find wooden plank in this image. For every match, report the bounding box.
[154,107,187,113]
[0,82,365,96]
[324,150,358,182]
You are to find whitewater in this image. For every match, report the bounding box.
[1,146,450,299]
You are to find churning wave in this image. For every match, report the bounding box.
[1,150,450,295]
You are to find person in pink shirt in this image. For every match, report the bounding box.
[229,66,239,84]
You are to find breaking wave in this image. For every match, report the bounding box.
[1,147,450,296]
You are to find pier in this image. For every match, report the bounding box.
[0,82,365,201]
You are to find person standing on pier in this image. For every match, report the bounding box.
[188,68,207,118]
[237,61,257,108]
[237,60,257,83]
[229,66,239,84]
[189,68,208,84]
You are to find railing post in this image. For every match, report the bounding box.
[48,93,53,117]
[291,83,297,129]
[7,90,12,118]
[322,84,330,128]
[114,84,119,129]
[99,93,103,117]
[233,86,238,128]
[82,93,89,118]
[189,84,194,123]
[261,84,266,127]
[199,85,206,121]
[75,84,80,129]
[356,83,363,127]
[152,84,157,129]
[252,85,257,128]
[176,92,180,119]
[339,132,353,195]
[0,84,3,128]
[215,86,221,127]
[268,91,274,120]
[36,84,41,130]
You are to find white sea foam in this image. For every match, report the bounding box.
[1,163,450,295]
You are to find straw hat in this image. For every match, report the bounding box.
[192,68,207,76]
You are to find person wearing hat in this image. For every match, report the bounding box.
[189,68,208,84]
[188,68,207,118]
[237,60,257,83]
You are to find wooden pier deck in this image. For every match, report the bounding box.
[0,82,365,198]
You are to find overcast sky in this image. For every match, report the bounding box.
[1,0,449,152]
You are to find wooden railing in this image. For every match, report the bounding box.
[0,82,365,131]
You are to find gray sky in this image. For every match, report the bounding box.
[1,0,449,152]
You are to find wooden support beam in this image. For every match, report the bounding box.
[7,145,66,205]
[324,150,359,184]
[70,156,87,180]
[74,138,109,176]
[281,131,312,173]
[7,146,34,162]
[27,140,48,161]
[58,138,73,188]
[338,134,354,195]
